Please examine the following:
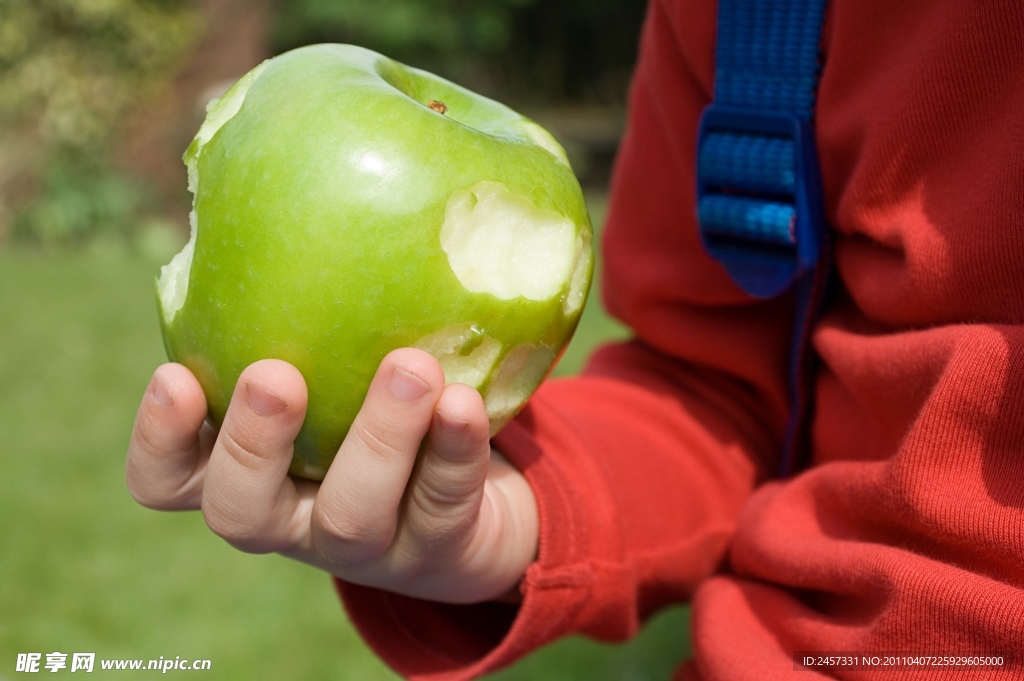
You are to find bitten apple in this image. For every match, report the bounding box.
[157,44,593,480]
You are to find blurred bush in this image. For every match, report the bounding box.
[10,156,147,249]
[0,0,200,248]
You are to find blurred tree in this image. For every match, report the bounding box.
[270,0,647,107]
[117,0,272,228]
[0,0,200,247]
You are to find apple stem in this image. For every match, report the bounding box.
[427,100,448,115]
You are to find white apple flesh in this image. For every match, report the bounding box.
[157,44,593,480]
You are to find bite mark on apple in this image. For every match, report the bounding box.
[157,208,197,325]
[414,324,502,389]
[564,233,592,315]
[441,181,578,304]
[194,60,268,152]
[159,62,270,326]
[484,343,556,435]
[518,120,571,167]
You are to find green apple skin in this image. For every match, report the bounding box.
[158,44,593,480]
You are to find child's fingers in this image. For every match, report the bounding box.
[398,382,491,555]
[200,359,311,554]
[126,363,210,511]
[311,348,443,567]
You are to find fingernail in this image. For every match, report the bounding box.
[390,367,430,401]
[437,411,469,434]
[151,378,173,407]
[246,383,287,416]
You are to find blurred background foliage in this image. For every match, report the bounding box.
[271,0,646,105]
[0,0,643,251]
[0,0,200,248]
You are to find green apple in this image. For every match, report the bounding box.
[156,44,593,480]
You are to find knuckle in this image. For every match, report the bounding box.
[130,409,170,460]
[125,477,160,510]
[408,454,482,519]
[218,428,276,473]
[202,509,243,545]
[349,420,406,463]
[201,505,278,554]
[200,504,244,543]
[413,476,475,516]
[125,480,176,511]
[407,486,476,542]
[124,457,155,507]
[311,502,391,565]
[126,430,200,511]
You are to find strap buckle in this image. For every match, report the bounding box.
[696,104,826,298]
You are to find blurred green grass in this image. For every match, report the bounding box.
[0,195,690,680]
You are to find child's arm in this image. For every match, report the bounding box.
[126,349,539,605]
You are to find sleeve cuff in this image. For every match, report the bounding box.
[334,387,641,681]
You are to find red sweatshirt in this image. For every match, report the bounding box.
[337,0,1024,678]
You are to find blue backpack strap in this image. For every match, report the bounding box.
[696,0,831,476]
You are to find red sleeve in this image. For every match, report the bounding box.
[336,0,797,677]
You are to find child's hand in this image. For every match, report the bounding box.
[125,349,539,604]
